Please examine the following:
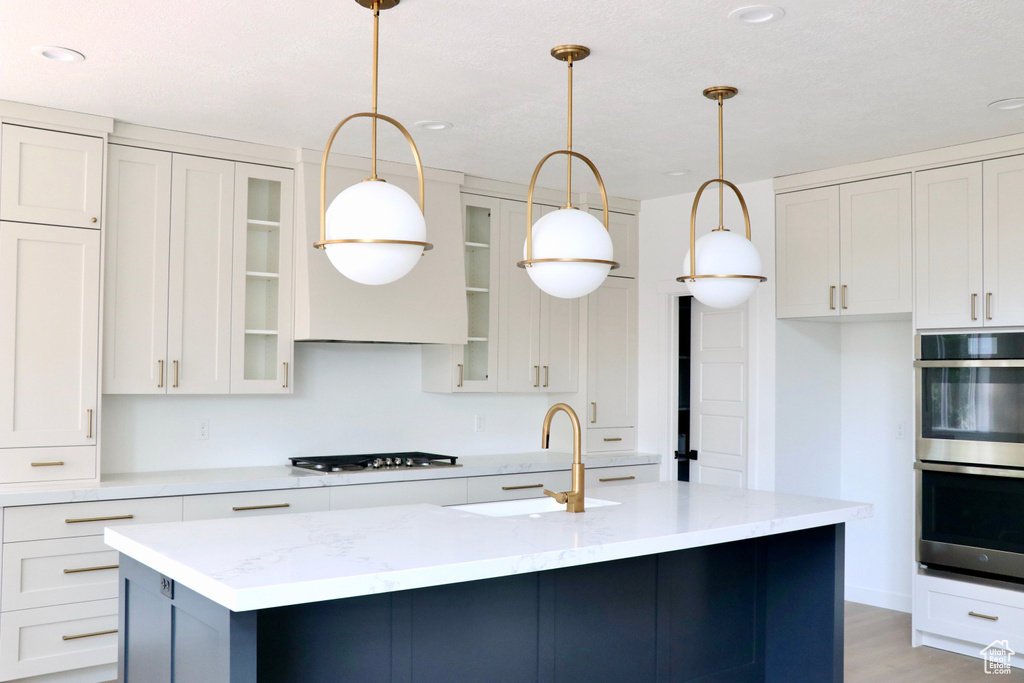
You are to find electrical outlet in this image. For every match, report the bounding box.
[896,422,907,439]
[197,418,210,440]
[474,414,485,432]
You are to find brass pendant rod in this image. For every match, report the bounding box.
[370,0,380,180]
[565,55,573,209]
[717,93,724,229]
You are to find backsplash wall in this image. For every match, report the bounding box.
[101,343,549,473]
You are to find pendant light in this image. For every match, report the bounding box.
[313,0,432,286]
[518,45,619,300]
[676,87,766,308]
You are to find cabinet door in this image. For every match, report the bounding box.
[166,155,234,394]
[590,208,638,279]
[775,186,840,318]
[983,156,1024,327]
[839,174,912,316]
[587,278,637,430]
[0,223,99,447]
[230,163,294,393]
[102,145,172,393]
[0,125,103,229]
[539,291,579,392]
[915,163,983,329]
[498,200,543,392]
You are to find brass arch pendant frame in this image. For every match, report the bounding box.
[676,87,767,285]
[517,45,619,272]
[313,0,432,254]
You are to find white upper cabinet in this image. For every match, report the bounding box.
[776,174,911,318]
[0,222,99,449]
[589,208,638,279]
[982,156,1024,327]
[103,145,172,394]
[230,163,294,394]
[0,125,103,229]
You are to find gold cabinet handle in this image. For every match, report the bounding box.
[64,564,118,574]
[591,402,597,424]
[173,360,180,388]
[501,484,543,491]
[841,284,848,310]
[968,611,999,622]
[543,365,549,388]
[599,475,635,482]
[986,292,993,321]
[31,461,65,467]
[65,514,134,524]
[158,359,164,388]
[971,293,978,321]
[86,409,93,439]
[533,365,540,388]
[283,361,289,388]
[603,437,623,442]
[829,285,836,310]
[63,629,117,641]
[457,363,464,388]
[231,503,290,512]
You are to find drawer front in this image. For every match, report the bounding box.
[329,478,468,510]
[586,464,659,490]
[916,575,1024,645]
[0,599,118,682]
[182,487,330,521]
[0,446,95,485]
[586,427,636,453]
[467,471,572,504]
[4,496,183,542]
[2,536,118,611]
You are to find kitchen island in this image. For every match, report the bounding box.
[106,481,871,682]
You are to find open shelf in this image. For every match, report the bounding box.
[465,241,489,249]
[247,219,281,227]
[245,329,279,336]
[466,286,489,293]
[247,271,280,279]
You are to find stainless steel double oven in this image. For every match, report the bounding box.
[915,332,1024,581]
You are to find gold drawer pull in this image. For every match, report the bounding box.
[603,437,623,442]
[599,476,635,482]
[231,503,291,512]
[501,484,543,491]
[65,514,134,524]
[968,611,999,622]
[64,564,118,574]
[63,628,117,641]
[31,461,65,467]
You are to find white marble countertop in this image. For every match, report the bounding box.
[105,481,872,612]
[0,452,659,507]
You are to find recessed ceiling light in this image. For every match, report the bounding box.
[30,45,85,62]
[665,170,691,177]
[988,98,1024,111]
[414,120,453,131]
[729,5,785,25]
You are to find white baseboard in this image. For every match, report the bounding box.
[845,584,912,613]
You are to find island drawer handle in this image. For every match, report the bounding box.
[599,476,635,482]
[603,437,623,442]
[64,564,119,574]
[968,611,999,622]
[232,503,291,512]
[63,629,117,641]
[65,515,134,524]
[31,461,65,467]
[501,484,543,491]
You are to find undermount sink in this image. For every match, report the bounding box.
[453,497,621,518]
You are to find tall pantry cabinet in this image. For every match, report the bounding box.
[0,124,105,484]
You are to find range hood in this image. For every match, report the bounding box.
[293,153,468,344]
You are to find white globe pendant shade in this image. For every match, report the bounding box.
[524,208,614,299]
[324,180,427,285]
[683,230,762,308]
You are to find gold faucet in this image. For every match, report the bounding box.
[541,403,585,513]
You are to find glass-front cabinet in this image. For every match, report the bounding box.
[460,196,500,391]
[230,164,294,393]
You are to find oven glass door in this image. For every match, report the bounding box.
[920,366,1024,445]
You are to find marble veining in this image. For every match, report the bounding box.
[105,481,872,612]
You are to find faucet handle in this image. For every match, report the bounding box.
[543,489,568,504]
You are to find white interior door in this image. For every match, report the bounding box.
[689,299,749,488]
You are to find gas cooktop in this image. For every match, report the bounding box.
[289,452,459,473]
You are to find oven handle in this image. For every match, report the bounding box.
[914,359,1024,368]
[915,461,1024,479]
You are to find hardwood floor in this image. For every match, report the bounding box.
[844,601,1022,681]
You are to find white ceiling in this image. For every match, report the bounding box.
[3,0,1024,200]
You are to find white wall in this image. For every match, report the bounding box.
[637,179,776,487]
[102,343,548,473]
